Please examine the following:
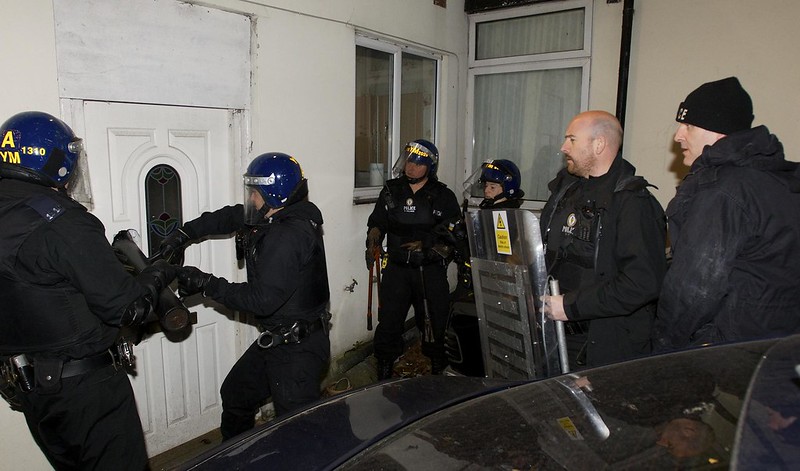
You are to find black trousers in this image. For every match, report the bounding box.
[18,365,147,471]
[220,329,330,440]
[373,262,450,362]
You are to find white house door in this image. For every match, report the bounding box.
[80,101,246,455]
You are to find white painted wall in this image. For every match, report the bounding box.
[1,1,61,467]
[236,0,470,375]
[2,0,799,468]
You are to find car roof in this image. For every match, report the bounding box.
[181,335,800,470]
[179,375,519,470]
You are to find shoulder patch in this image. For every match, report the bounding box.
[25,195,65,222]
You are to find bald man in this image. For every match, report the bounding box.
[541,110,667,369]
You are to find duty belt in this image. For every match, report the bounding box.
[1,338,136,393]
[257,315,329,349]
[61,351,118,378]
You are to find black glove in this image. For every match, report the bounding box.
[137,259,177,295]
[177,266,212,298]
[401,241,425,267]
[427,244,453,263]
[365,227,383,270]
[160,228,191,264]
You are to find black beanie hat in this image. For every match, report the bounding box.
[675,77,754,134]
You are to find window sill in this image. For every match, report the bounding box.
[353,186,381,205]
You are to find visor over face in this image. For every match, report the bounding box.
[391,140,439,182]
[243,176,270,225]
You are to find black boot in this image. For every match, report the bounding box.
[376,359,394,380]
[431,357,448,375]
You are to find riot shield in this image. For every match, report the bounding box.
[465,208,563,380]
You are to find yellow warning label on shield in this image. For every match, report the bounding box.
[557,416,584,440]
[493,210,512,255]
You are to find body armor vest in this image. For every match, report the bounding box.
[544,181,603,293]
[383,179,441,260]
[543,171,648,294]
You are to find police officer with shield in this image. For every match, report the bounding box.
[160,152,331,440]
[365,139,462,379]
[468,159,526,209]
[0,111,176,470]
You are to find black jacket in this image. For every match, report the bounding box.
[654,126,800,350]
[367,176,461,264]
[0,179,147,360]
[183,200,330,327]
[541,155,667,367]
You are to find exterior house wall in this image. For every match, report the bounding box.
[1,0,798,468]
[619,0,800,204]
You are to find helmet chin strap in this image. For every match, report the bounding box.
[479,193,505,208]
[405,169,429,185]
[255,205,271,223]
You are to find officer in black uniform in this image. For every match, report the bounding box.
[160,152,330,440]
[365,139,462,379]
[540,110,666,369]
[0,111,176,470]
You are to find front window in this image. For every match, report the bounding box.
[467,0,592,205]
[354,36,440,203]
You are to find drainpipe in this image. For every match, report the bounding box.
[614,0,635,128]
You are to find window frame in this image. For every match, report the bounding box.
[466,0,593,209]
[353,34,442,204]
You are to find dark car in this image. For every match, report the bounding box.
[180,335,800,470]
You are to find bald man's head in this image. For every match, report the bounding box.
[561,110,623,178]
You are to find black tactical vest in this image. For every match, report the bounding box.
[544,180,602,293]
[543,171,649,294]
[384,178,442,259]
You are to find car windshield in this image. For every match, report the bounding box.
[340,339,778,470]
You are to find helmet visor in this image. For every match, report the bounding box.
[391,141,436,179]
[480,161,508,185]
[243,179,269,225]
[63,139,87,192]
[463,165,486,200]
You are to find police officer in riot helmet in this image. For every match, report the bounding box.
[365,139,462,379]
[454,159,526,297]
[467,158,525,209]
[0,111,176,470]
[160,152,331,439]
